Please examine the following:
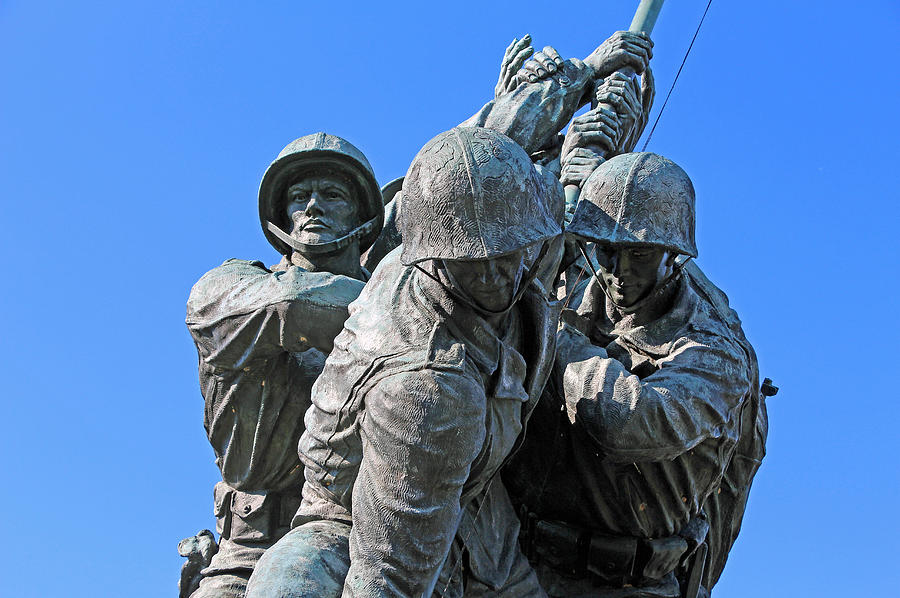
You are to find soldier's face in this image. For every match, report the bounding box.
[593,244,672,308]
[284,175,358,246]
[443,249,528,313]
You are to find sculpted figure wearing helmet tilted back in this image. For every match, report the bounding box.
[503,153,767,598]
[183,133,384,598]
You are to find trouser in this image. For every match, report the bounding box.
[191,537,270,598]
[246,519,546,598]
[245,520,350,598]
[190,483,301,598]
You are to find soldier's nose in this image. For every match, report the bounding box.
[477,264,495,284]
[305,193,325,215]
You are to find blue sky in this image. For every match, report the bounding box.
[1,1,897,596]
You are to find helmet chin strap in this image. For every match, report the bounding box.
[415,241,551,318]
[266,217,380,257]
[576,241,691,313]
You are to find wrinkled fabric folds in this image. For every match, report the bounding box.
[294,248,559,597]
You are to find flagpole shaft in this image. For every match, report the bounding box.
[564,0,665,212]
[629,0,665,35]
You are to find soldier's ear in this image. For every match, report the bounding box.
[666,252,677,267]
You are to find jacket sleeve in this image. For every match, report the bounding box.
[461,59,594,155]
[342,369,486,598]
[186,259,365,368]
[555,322,750,462]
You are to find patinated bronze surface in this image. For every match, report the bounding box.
[181,133,380,598]
[181,25,766,598]
[504,153,766,598]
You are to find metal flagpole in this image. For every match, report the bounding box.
[563,0,666,208]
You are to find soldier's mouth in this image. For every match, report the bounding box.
[303,219,330,230]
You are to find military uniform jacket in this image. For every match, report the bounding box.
[186,258,365,493]
[505,263,765,588]
[297,248,561,597]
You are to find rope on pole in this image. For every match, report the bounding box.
[641,0,714,151]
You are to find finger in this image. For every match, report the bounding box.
[570,148,602,159]
[509,46,535,74]
[508,34,531,58]
[580,123,618,140]
[573,118,617,133]
[569,131,615,152]
[562,150,604,169]
[621,31,654,50]
[574,125,617,143]
[543,46,564,68]
[622,42,650,63]
[503,37,519,61]
[605,71,632,83]
[603,97,628,115]
[560,170,584,187]
[576,111,618,128]
[532,52,556,74]
[598,80,629,95]
[615,93,640,117]
[566,157,604,168]
[623,39,650,54]
[574,111,618,128]
[596,87,627,104]
[575,121,617,136]
[595,105,618,119]
[518,66,539,83]
[522,58,547,79]
[618,47,649,67]
[630,32,654,58]
[621,85,642,112]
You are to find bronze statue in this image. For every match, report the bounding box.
[172,19,773,597]
[502,153,766,598]
[245,126,564,597]
[181,133,383,598]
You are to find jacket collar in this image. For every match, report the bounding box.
[412,266,560,403]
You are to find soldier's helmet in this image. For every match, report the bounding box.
[567,152,698,258]
[258,132,384,256]
[400,127,562,266]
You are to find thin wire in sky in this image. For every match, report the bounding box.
[641,0,714,151]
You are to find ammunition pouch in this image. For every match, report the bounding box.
[520,509,708,597]
[213,482,302,543]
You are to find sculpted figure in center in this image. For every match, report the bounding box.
[247,126,564,597]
